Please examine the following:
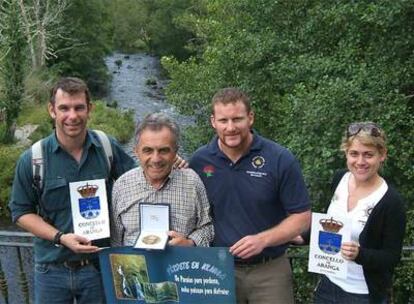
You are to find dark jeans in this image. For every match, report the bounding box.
[314,275,371,304]
[34,262,105,304]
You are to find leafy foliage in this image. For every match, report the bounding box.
[162,0,414,300]
[0,145,24,217]
[16,100,51,143]
[288,247,315,304]
[47,0,113,97]
[108,0,151,53]
[89,101,135,144]
[109,0,196,60]
[24,68,58,104]
[0,0,27,143]
[393,208,414,302]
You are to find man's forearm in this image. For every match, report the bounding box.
[257,210,311,248]
[17,213,59,241]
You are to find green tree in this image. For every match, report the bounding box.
[109,0,150,52]
[143,0,195,60]
[17,0,69,71]
[109,0,196,60]
[163,1,414,301]
[0,0,27,143]
[48,0,113,97]
[164,0,414,208]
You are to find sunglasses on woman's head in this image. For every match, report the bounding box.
[346,122,381,138]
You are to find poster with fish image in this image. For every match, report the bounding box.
[99,246,236,303]
[308,212,351,278]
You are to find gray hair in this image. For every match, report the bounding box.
[135,113,180,151]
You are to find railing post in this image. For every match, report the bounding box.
[0,257,9,304]
[16,247,30,304]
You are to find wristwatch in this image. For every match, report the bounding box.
[53,231,64,247]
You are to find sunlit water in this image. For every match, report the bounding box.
[104,52,194,158]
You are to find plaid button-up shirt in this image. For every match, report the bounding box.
[111,167,214,247]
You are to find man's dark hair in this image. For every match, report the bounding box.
[50,77,91,105]
[211,87,251,114]
[135,113,180,151]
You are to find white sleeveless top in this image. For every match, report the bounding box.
[326,172,388,294]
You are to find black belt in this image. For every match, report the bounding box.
[235,255,279,267]
[57,259,96,270]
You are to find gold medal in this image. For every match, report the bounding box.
[142,234,161,245]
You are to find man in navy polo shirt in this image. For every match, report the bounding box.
[190,88,311,303]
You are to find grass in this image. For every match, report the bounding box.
[17,101,50,126]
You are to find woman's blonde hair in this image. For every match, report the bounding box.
[340,122,387,155]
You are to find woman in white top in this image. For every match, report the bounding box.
[313,122,406,303]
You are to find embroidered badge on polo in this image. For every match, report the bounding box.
[203,164,215,177]
[251,156,265,169]
[246,156,267,177]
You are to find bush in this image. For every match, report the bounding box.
[24,69,57,104]
[162,0,414,300]
[89,100,135,143]
[393,208,414,303]
[0,145,24,217]
[288,246,316,303]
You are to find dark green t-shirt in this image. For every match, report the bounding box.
[9,130,136,263]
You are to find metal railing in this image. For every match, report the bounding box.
[0,231,33,304]
[0,231,413,304]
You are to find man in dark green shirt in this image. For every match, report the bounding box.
[9,77,136,304]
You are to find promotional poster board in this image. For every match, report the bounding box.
[99,246,236,303]
[308,212,351,278]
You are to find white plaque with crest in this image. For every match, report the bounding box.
[69,179,110,240]
[308,212,351,278]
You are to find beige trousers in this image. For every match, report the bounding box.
[235,254,294,304]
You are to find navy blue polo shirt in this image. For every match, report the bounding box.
[9,130,136,263]
[190,133,310,258]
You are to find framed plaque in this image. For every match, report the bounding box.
[134,203,170,250]
[69,179,110,240]
[308,212,351,278]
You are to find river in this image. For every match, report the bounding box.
[104,52,194,158]
[0,52,193,304]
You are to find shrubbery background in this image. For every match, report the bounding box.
[161,1,414,302]
[0,0,412,301]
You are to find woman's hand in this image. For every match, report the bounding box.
[341,241,360,261]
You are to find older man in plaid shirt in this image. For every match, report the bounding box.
[111,113,213,247]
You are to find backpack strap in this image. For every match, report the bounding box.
[93,129,113,173]
[31,139,50,220]
[31,130,113,192]
[31,139,44,191]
